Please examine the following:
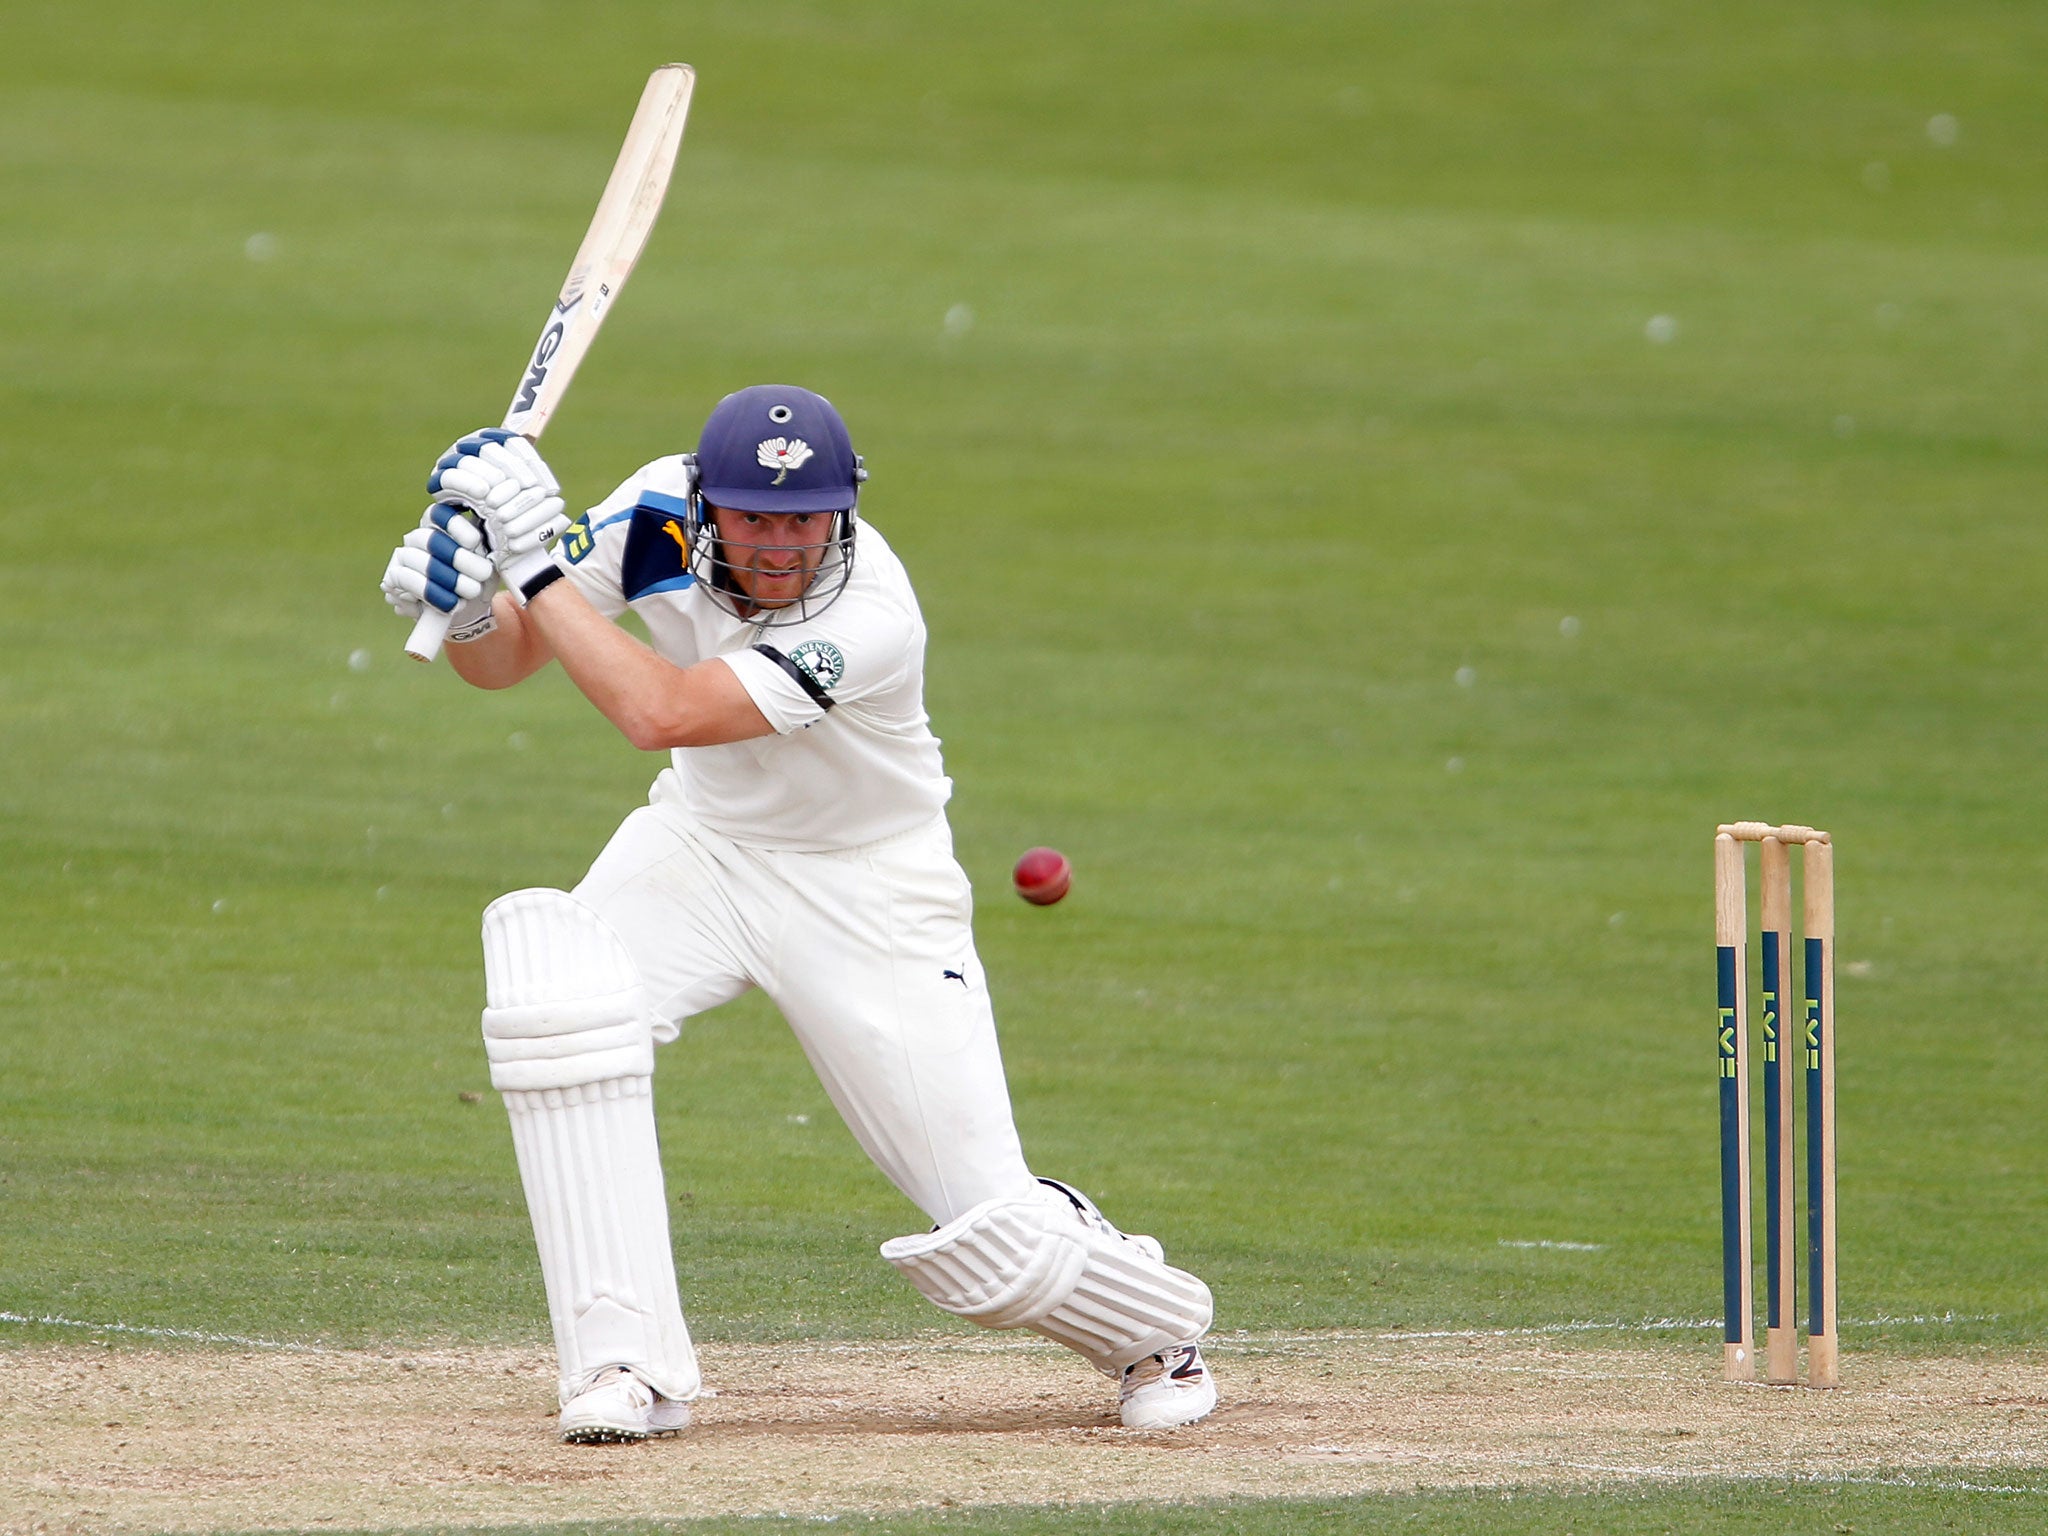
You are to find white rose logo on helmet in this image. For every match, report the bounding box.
[788,640,846,691]
[756,437,814,484]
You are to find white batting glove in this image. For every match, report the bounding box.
[427,428,569,563]
[379,505,501,641]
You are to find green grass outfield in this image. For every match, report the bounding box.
[216,1476,2048,1536]
[3,0,2045,1528]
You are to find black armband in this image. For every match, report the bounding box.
[752,644,837,711]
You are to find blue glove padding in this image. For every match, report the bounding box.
[427,428,521,496]
[380,505,497,630]
[427,428,567,560]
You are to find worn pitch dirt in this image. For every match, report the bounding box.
[4,1331,2045,1533]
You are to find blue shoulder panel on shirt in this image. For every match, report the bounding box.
[637,489,691,518]
[620,492,698,600]
[632,574,698,597]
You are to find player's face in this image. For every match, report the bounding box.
[709,506,839,612]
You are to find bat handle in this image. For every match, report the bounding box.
[405,607,453,663]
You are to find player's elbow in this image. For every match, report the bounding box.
[618,696,768,750]
[609,664,772,750]
[617,704,713,751]
[616,706,675,752]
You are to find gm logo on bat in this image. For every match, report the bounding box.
[514,296,581,413]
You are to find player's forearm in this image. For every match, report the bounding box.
[444,594,552,689]
[522,582,772,749]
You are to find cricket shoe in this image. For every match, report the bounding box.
[559,1365,691,1444]
[1119,1342,1217,1430]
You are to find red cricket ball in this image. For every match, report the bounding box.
[1012,846,1072,905]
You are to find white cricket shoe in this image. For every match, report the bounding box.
[559,1365,691,1444]
[1119,1342,1217,1430]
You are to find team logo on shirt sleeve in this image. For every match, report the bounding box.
[560,513,595,564]
[787,639,846,691]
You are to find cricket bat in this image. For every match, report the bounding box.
[406,63,695,662]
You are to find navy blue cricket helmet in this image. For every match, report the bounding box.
[683,384,866,624]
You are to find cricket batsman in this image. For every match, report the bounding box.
[378,385,1217,1442]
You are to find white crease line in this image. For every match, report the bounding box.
[1498,1239,1605,1251]
[1867,1480,2048,1495]
[1806,1470,2048,1496]
[0,1310,329,1353]
[1231,1320,1718,1345]
[1230,1313,1997,1348]
[1528,1460,1709,1480]
[1423,1456,2048,1495]
[0,1310,2002,1359]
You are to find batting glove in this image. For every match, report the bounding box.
[428,428,569,562]
[380,505,501,641]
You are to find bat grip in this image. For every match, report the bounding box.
[405,607,453,663]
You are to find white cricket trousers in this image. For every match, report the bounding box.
[573,801,1042,1225]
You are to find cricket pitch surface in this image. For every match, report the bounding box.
[5,1331,2044,1532]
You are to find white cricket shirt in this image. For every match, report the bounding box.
[553,456,952,852]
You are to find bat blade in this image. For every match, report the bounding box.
[501,64,694,439]
[405,63,695,663]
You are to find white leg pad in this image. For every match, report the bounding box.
[880,1184,1212,1375]
[482,888,654,1092]
[482,888,698,1406]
